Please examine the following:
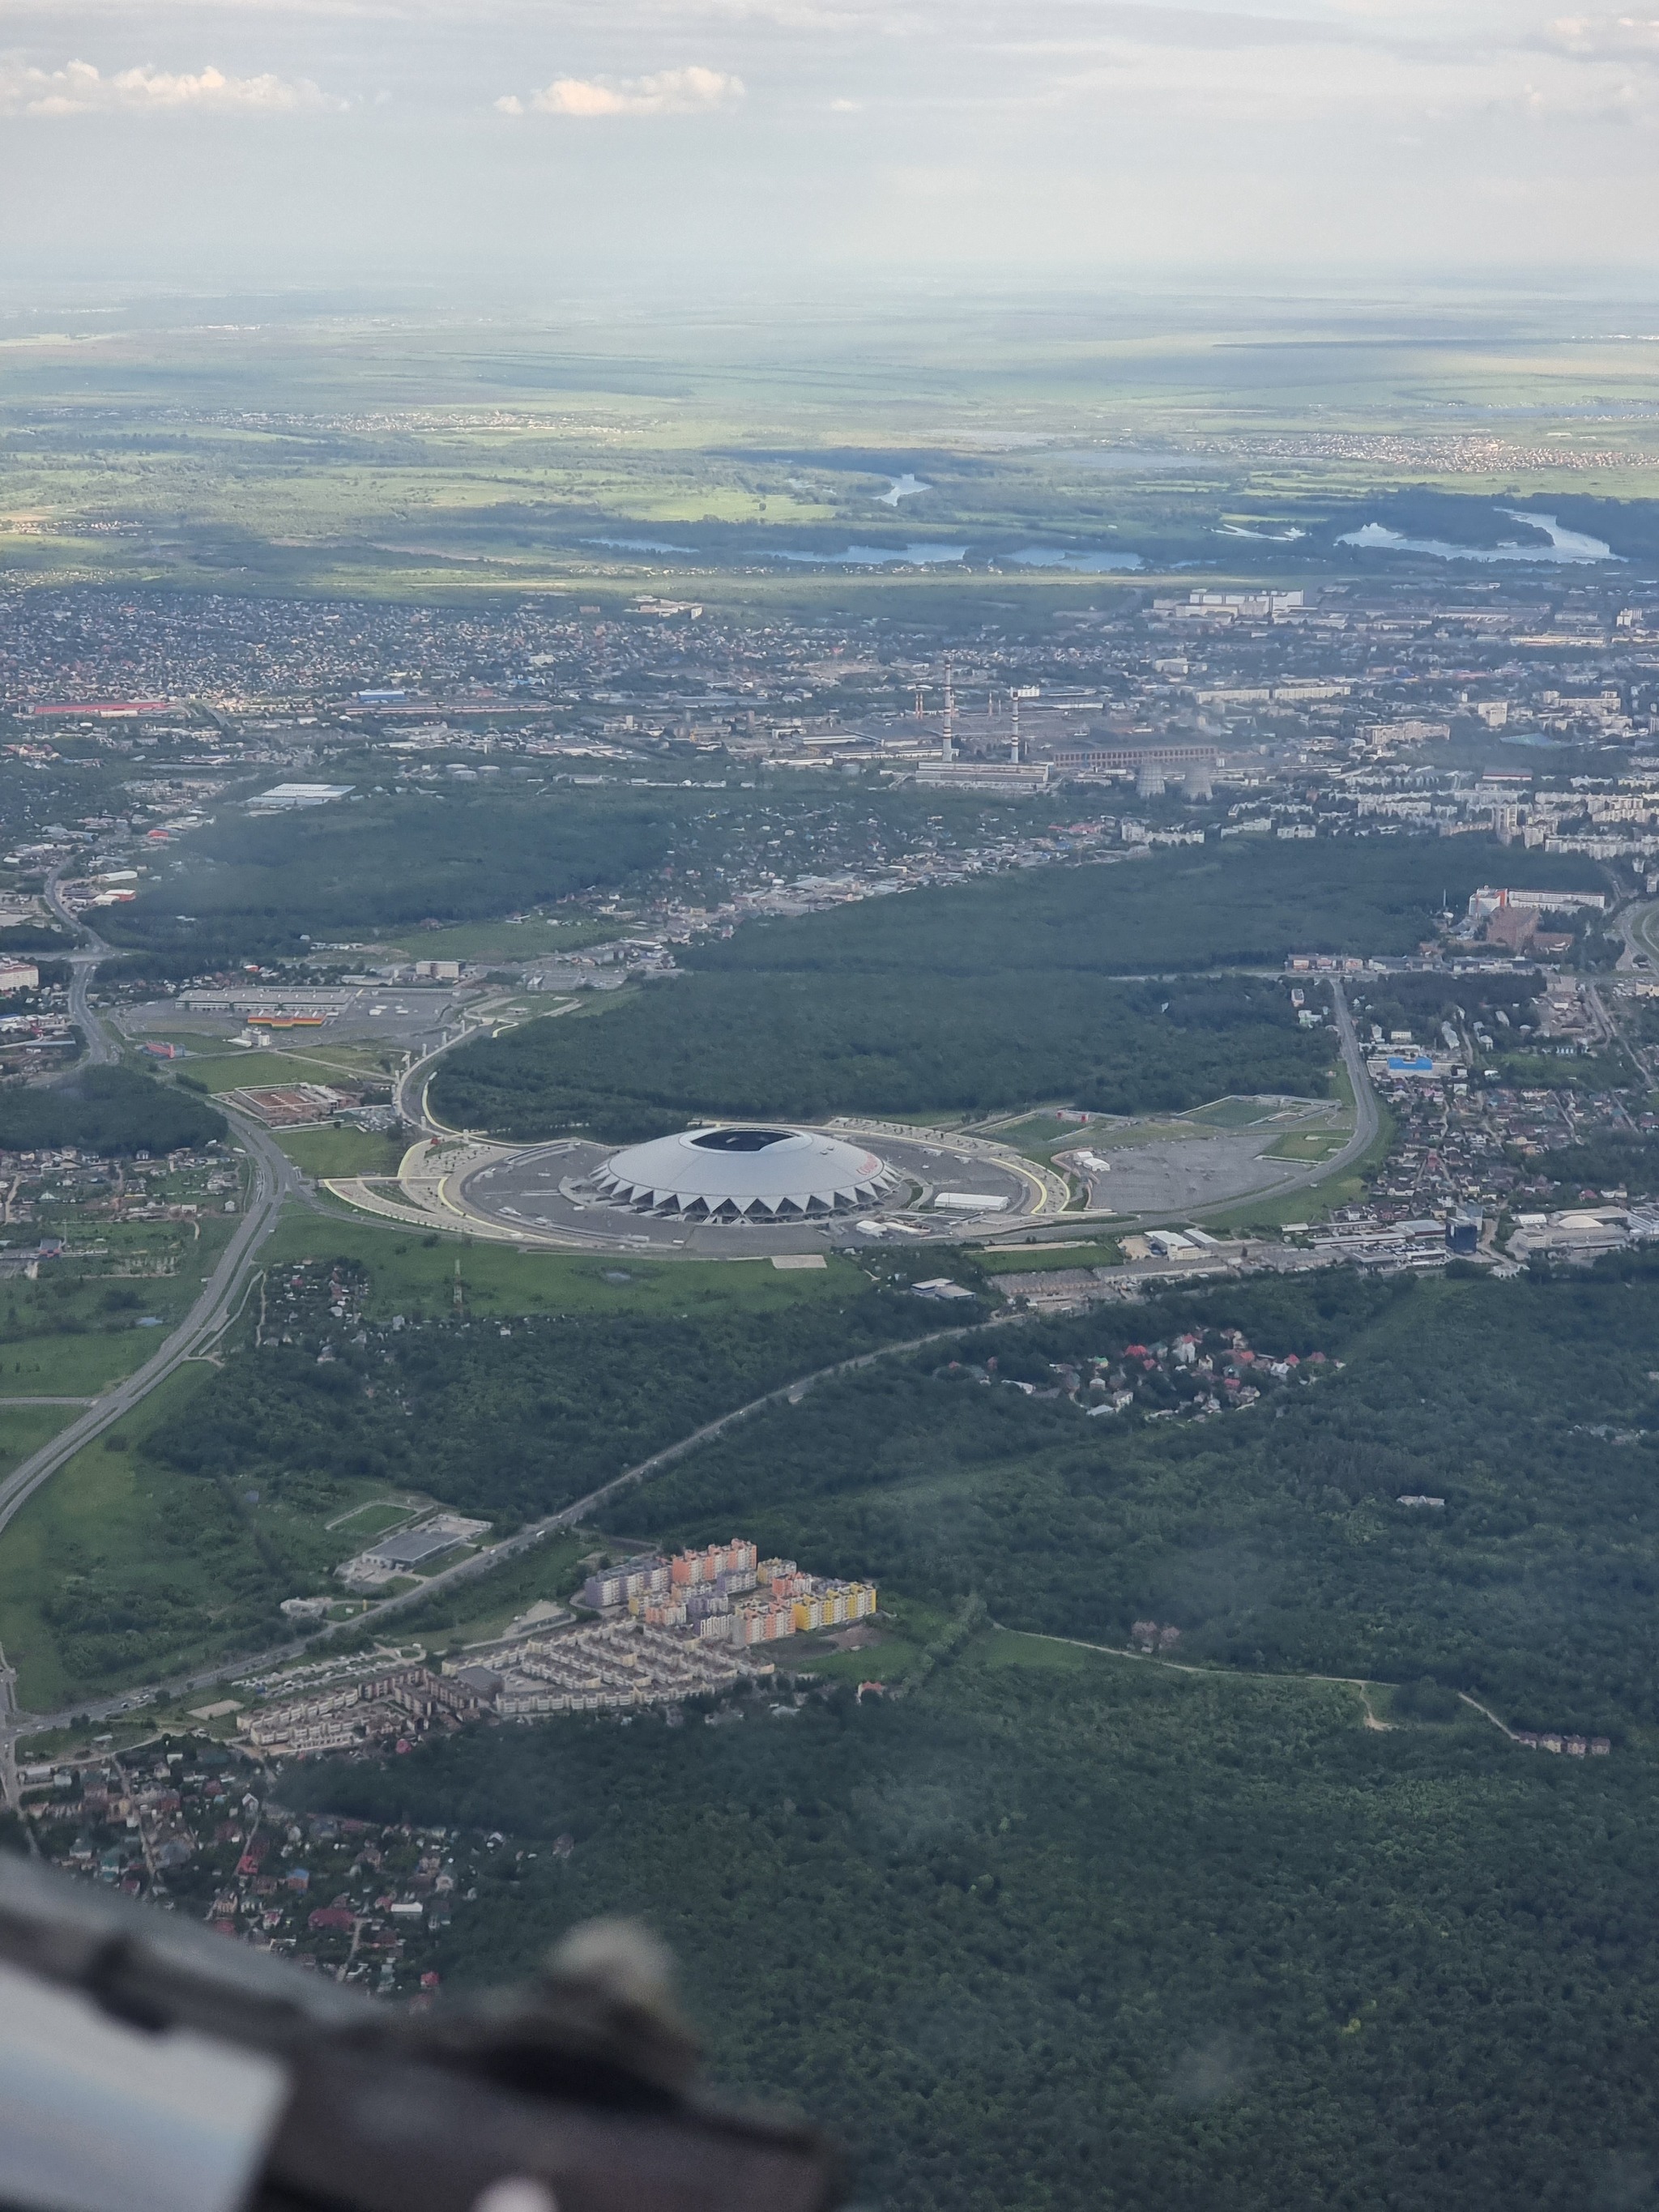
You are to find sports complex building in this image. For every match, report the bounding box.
[587,1125,898,1221]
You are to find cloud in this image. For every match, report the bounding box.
[498,64,744,116]
[1546,14,1659,61]
[0,58,346,113]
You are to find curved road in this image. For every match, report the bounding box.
[1,886,309,1542]
[45,867,117,1068]
[388,980,1383,1250]
[0,1115,302,1544]
[11,1311,1017,1744]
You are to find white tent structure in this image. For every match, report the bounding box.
[591,1126,897,1221]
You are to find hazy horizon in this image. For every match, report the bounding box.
[5,2,1659,293]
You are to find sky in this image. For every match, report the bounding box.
[2,1,1659,293]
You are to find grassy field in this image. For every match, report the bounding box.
[176,1045,399,1094]
[0,1212,241,1405]
[0,1331,160,1398]
[381,918,621,961]
[0,1404,80,1486]
[259,1205,881,1322]
[0,1356,458,1710]
[275,1126,408,1179]
[0,1364,223,1708]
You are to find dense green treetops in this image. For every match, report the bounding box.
[287,1648,1659,2212]
[0,1066,226,1157]
[433,972,1336,1141]
[431,836,1600,1140]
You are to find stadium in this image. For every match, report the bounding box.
[587,1125,898,1221]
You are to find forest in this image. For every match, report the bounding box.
[610,1258,1659,1738]
[433,972,1337,1141]
[284,1643,1659,2212]
[15,1260,940,1696]
[96,786,690,973]
[431,834,1603,1139]
[0,1064,225,1154]
[91,782,1008,974]
[685,837,1600,977]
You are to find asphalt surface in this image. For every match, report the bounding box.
[45,868,117,1069]
[0,973,1384,1779]
[1321,980,1382,1181]
[10,1312,1017,1745]
[0,901,310,1787]
[0,1112,301,1548]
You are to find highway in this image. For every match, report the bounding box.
[0,897,311,1796]
[45,867,117,1069]
[6,1311,1027,1749]
[0,1646,16,1815]
[1318,979,1382,1184]
[0,1111,301,1547]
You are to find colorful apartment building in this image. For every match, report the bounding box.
[587,1538,876,1652]
[791,1582,879,1633]
[670,1539,758,1588]
[582,1552,672,1610]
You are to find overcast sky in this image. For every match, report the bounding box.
[2,1,1658,295]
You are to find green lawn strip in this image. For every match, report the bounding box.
[275,1126,409,1180]
[0,1404,82,1485]
[1263,1132,1349,1162]
[259,1205,878,1321]
[1187,1093,1291,1129]
[972,1241,1120,1275]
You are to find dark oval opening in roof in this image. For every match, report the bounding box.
[689,1128,795,1152]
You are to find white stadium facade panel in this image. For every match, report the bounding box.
[589,1126,898,1221]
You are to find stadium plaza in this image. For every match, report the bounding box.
[324,1118,1072,1256]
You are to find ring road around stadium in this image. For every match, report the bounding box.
[324,1119,1073,1255]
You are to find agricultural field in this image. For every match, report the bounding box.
[8,300,1659,602]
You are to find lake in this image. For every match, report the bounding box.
[1336,510,1617,565]
[877,475,930,506]
[769,543,967,565]
[1009,547,1145,572]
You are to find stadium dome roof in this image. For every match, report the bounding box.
[591,1126,896,1220]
